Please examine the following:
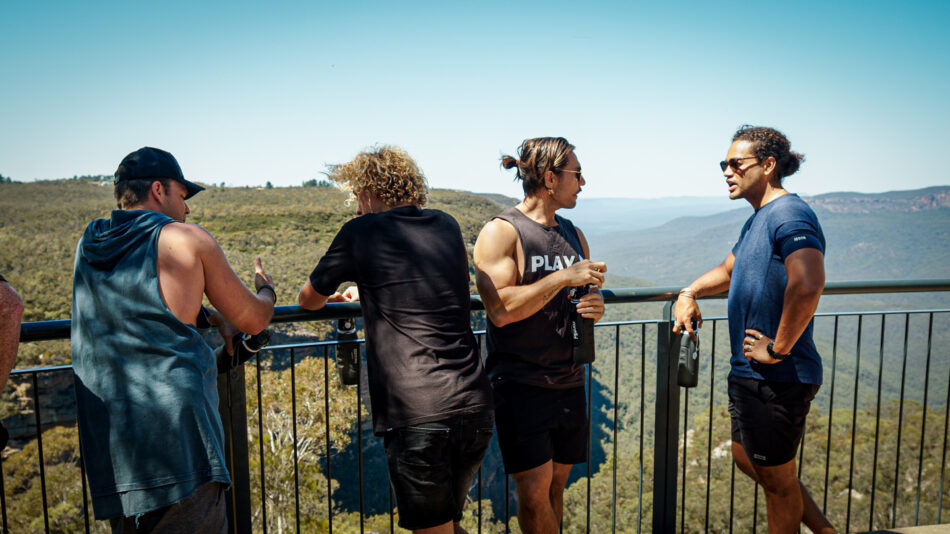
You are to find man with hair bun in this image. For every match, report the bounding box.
[473,137,606,533]
[299,145,493,534]
[674,126,835,533]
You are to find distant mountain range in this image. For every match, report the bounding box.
[476,193,739,235]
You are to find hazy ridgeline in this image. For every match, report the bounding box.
[1,179,949,532]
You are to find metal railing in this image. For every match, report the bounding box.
[7,279,950,533]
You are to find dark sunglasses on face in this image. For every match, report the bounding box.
[719,156,758,172]
[561,169,583,181]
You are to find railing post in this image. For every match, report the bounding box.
[653,300,680,533]
[217,365,252,534]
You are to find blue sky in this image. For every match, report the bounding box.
[1,1,948,199]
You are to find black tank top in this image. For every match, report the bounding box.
[485,207,586,388]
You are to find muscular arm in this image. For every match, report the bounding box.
[158,223,274,334]
[473,219,605,328]
[771,248,825,354]
[674,252,735,338]
[0,282,23,392]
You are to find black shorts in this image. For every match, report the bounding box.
[493,382,588,474]
[109,482,227,533]
[728,374,819,467]
[383,411,494,530]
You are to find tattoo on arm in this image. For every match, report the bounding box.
[542,287,559,304]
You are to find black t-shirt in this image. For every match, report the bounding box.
[309,206,492,434]
[486,207,586,388]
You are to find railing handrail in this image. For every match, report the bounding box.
[18,278,950,342]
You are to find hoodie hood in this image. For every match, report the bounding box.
[79,210,174,269]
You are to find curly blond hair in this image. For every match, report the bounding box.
[326,145,428,207]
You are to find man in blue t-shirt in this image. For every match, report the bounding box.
[674,126,835,534]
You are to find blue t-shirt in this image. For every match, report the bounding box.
[727,194,825,384]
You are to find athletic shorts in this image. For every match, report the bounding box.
[109,481,227,534]
[383,411,494,530]
[493,382,588,474]
[728,374,819,467]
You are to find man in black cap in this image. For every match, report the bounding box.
[72,147,277,532]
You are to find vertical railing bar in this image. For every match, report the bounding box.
[256,354,267,534]
[505,474,510,534]
[290,348,301,533]
[914,312,934,526]
[652,301,679,533]
[752,482,759,534]
[0,419,7,533]
[680,386,689,534]
[611,323,620,534]
[939,314,950,524]
[31,372,50,533]
[477,466,483,534]
[892,313,911,527]
[0,442,6,534]
[475,332,483,534]
[798,431,806,479]
[586,360,592,534]
[0,423,6,534]
[869,314,886,531]
[823,316,839,514]
[728,460,735,534]
[846,315,864,534]
[638,322,646,534]
[704,320,716,533]
[77,427,90,534]
[796,432,806,534]
[389,481,394,534]
[357,369,365,534]
[323,345,333,534]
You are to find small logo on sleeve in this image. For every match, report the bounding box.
[753,453,767,461]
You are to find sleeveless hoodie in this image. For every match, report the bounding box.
[486,207,586,388]
[71,210,230,519]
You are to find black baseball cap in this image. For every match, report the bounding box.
[114,147,205,199]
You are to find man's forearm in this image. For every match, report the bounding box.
[771,280,822,354]
[684,264,731,298]
[488,271,566,327]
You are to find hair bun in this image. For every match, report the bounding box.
[500,155,519,170]
[782,151,804,178]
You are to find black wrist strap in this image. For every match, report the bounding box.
[767,339,791,360]
[257,284,277,304]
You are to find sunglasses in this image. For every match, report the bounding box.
[719,157,758,172]
[561,169,584,180]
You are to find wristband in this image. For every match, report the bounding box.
[767,340,791,360]
[678,287,696,299]
[257,284,277,304]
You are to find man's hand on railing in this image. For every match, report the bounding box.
[327,286,359,303]
[673,288,702,341]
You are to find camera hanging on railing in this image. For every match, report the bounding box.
[336,318,360,385]
[672,320,700,388]
[216,330,271,374]
[569,284,598,364]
